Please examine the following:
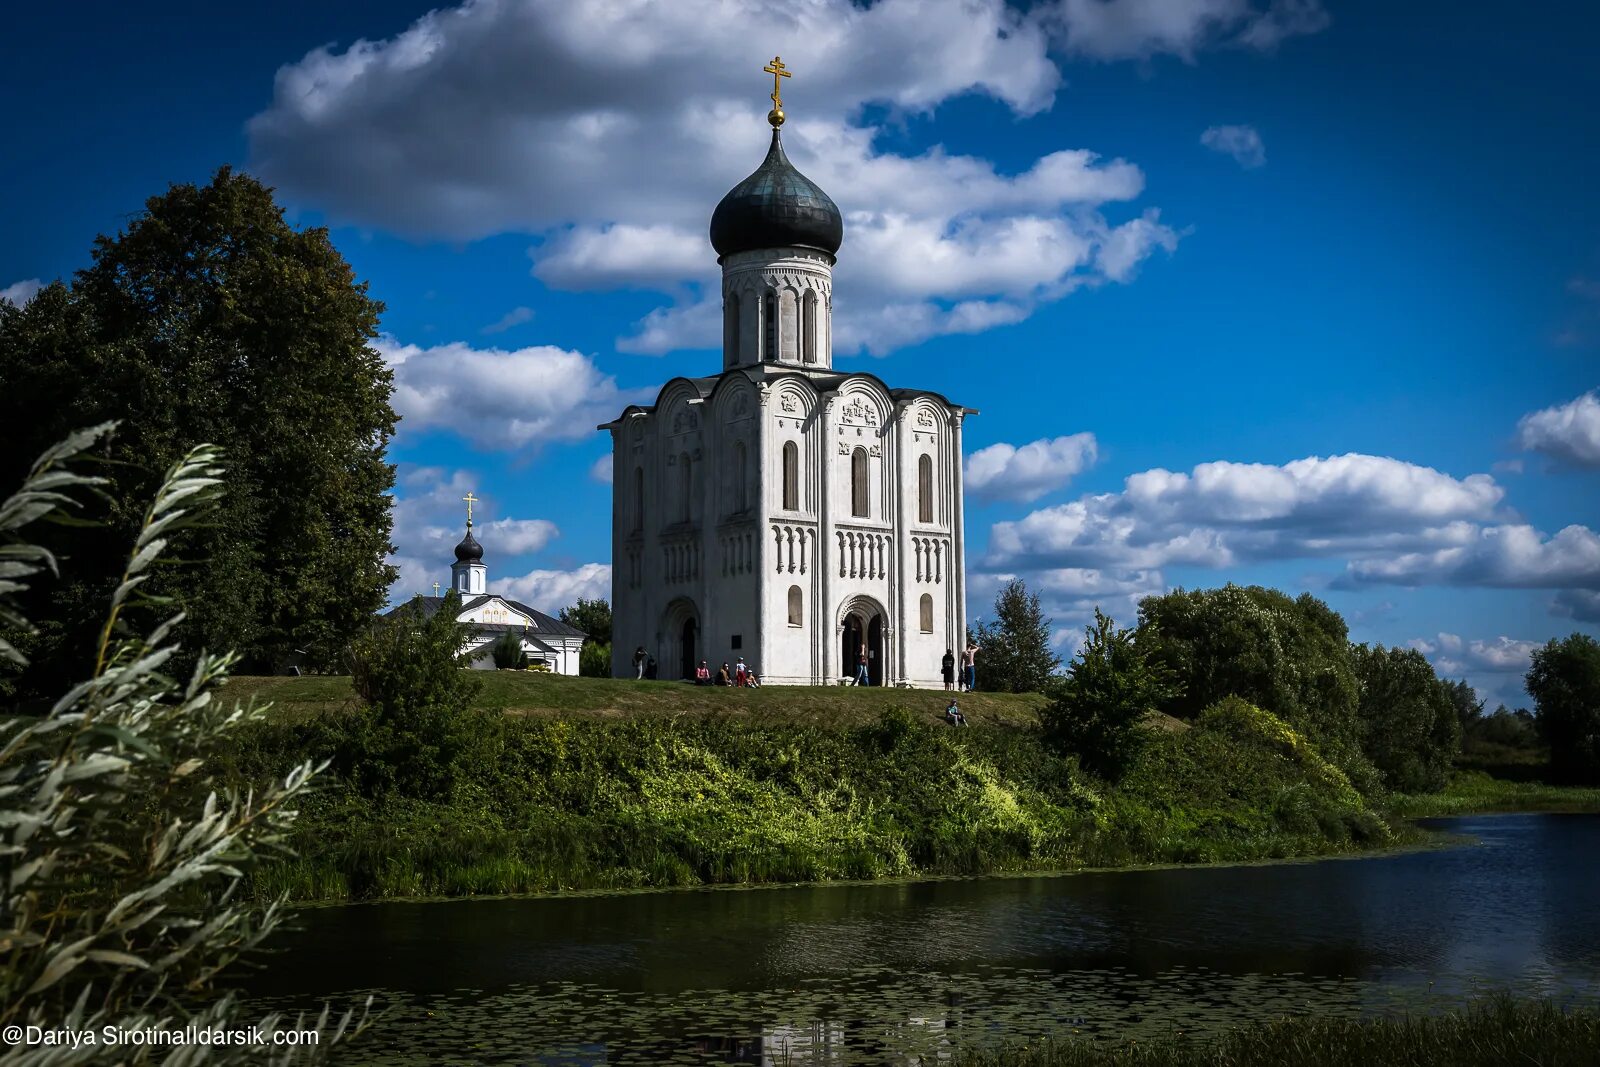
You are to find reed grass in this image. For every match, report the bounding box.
[953,998,1600,1066]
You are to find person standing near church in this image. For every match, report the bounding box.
[961,641,979,692]
[854,649,870,686]
[735,656,748,687]
[941,649,955,691]
[633,646,647,679]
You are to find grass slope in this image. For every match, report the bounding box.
[223,673,1048,727]
[1389,770,1600,818]
[219,681,1390,904]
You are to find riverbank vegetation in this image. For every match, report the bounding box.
[952,998,1600,1067]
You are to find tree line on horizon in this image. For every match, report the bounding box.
[974,577,1600,790]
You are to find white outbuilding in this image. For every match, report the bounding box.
[385,516,588,674]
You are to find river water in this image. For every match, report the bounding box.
[249,813,1600,1064]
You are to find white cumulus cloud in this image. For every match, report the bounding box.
[1,279,43,306]
[501,563,612,612]
[241,0,1289,356]
[966,433,1099,503]
[988,453,1507,572]
[1344,523,1600,590]
[1049,0,1328,60]
[1516,389,1600,468]
[1408,633,1541,678]
[1200,124,1266,168]
[378,336,651,451]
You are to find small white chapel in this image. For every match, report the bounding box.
[600,58,973,687]
[385,492,588,673]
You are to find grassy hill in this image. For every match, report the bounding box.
[223,672,1049,727]
[218,675,1389,905]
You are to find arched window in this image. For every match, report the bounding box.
[919,593,934,633]
[764,291,778,362]
[678,452,692,522]
[788,585,803,627]
[632,466,643,532]
[851,447,869,517]
[782,441,799,511]
[732,440,748,512]
[724,291,741,367]
[918,454,934,524]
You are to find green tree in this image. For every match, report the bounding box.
[1442,677,1485,734]
[579,640,613,678]
[338,592,484,798]
[1526,633,1600,784]
[0,167,397,695]
[1349,644,1461,793]
[490,629,529,670]
[1136,584,1376,789]
[972,578,1060,693]
[1041,609,1179,780]
[1,426,362,1058]
[560,596,612,646]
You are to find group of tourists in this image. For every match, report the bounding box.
[694,658,761,687]
[630,646,761,686]
[939,641,980,692]
[630,640,979,689]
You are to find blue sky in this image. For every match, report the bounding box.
[3,0,1597,707]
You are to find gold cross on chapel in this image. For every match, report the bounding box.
[764,55,791,113]
[463,491,480,526]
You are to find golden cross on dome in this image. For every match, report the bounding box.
[463,491,480,526]
[764,56,791,124]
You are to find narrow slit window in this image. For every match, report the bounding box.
[764,292,778,361]
[918,454,933,524]
[788,585,803,627]
[919,593,934,633]
[782,441,799,511]
[851,447,869,518]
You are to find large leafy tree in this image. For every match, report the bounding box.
[1349,644,1461,793]
[0,167,396,690]
[1041,609,1179,780]
[972,578,1060,693]
[1526,633,1600,784]
[560,597,612,646]
[1136,584,1376,790]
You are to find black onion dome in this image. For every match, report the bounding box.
[710,129,842,260]
[454,527,483,563]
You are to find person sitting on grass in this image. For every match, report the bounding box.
[694,659,712,685]
[944,698,968,727]
[718,662,732,686]
[746,670,760,688]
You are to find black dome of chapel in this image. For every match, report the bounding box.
[454,528,483,564]
[709,130,843,260]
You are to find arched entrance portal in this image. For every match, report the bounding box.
[659,599,700,682]
[838,598,887,686]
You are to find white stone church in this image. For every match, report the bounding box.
[384,512,588,674]
[600,84,973,687]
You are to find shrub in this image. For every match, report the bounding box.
[1041,610,1179,782]
[0,426,362,1059]
[336,591,484,799]
[490,629,529,670]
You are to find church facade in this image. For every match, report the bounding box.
[601,73,973,687]
[384,512,588,674]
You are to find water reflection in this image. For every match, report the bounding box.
[248,814,1600,1064]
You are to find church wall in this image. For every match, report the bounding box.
[761,380,820,683]
[895,399,960,687]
